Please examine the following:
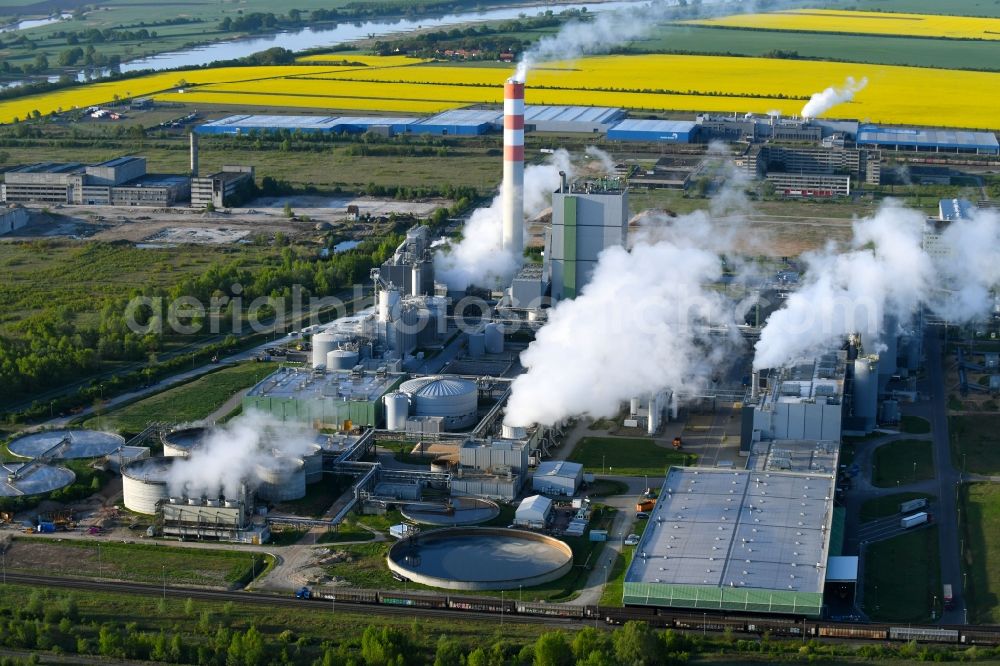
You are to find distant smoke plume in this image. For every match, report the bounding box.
[930,209,1000,322]
[435,150,573,290]
[585,146,616,175]
[504,208,745,427]
[800,76,867,119]
[166,411,315,499]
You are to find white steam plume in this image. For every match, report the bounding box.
[930,209,1000,322]
[504,209,743,427]
[166,411,316,499]
[434,150,573,290]
[800,76,867,119]
[753,202,933,370]
[585,146,616,174]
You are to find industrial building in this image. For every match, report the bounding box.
[451,438,529,501]
[696,114,822,143]
[549,178,629,301]
[1,157,191,206]
[195,114,421,136]
[625,155,704,190]
[737,144,881,185]
[623,466,836,617]
[514,494,552,529]
[412,109,500,135]
[0,205,28,234]
[524,105,624,133]
[399,375,479,431]
[161,494,268,543]
[857,124,999,155]
[532,460,584,496]
[765,172,851,198]
[243,366,402,429]
[939,197,976,222]
[607,119,697,143]
[190,166,255,209]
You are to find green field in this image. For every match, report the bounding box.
[83,361,277,433]
[901,415,932,434]
[826,0,1000,17]
[859,492,935,522]
[951,415,1000,475]
[640,24,1000,71]
[569,437,695,477]
[863,526,942,622]
[4,538,271,588]
[871,439,934,488]
[959,483,1000,624]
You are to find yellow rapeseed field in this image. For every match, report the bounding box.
[3,54,999,129]
[294,54,428,66]
[688,9,1000,41]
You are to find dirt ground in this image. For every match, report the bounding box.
[2,196,451,245]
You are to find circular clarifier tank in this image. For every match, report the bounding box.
[0,462,75,497]
[401,497,499,526]
[161,427,206,458]
[387,527,573,591]
[8,429,124,460]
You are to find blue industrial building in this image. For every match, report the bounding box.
[411,109,501,135]
[196,114,420,135]
[523,105,624,133]
[606,119,697,143]
[857,124,999,155]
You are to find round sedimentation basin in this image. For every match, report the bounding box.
[401,497,500,526]
[387,527,573,591]
[8,429,124,460]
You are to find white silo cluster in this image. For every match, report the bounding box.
[399,375,479,430]
[384,391,411,431]
[627,391,674,434]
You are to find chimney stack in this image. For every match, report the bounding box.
[189,132,199,177]
[501,78,525,257]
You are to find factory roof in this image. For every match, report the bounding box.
[93,156,143,168]
[200,114,343,131]
[609,119,697,134]
[517,494,552,515]
[119,174,190,188]
[245,366,400,402]
[747,439,840,476]
[763,352,847,406]
[332,116,420,127]
[9,162,84,174]
[416,108,502,127]
[523,105,622,125]
[535,460,583,479]
[857,124,999,151]
[939,198,976,221]
[625,467,835,594]
[400,375,477,397]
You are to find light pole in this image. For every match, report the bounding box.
[332,591,335,617]
[501,589,505,627]
[161,564,165,600]
[602,455,606,476]
[703,612,707,637]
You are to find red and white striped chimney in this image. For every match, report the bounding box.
[502,78,525,257]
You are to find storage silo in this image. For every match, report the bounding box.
[468,332,486,357]
[399,375,478,430]
[384,392,410,431]
[303,444,324,484]
[312,331,339,369]
[853,355,879,431]
[122,457,175,515]
[485,323,504,354]
[161,427,206,458]
[327,348,360,371]
[255,457,306,502]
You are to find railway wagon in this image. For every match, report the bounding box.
[516,601,587,618]
[889,627,959,643]
[448,596,515,614]
[961,628,1000,645]
[380,592,448,609]
[742,616,807,637]
[601,605,660,626]
[819,625,888,640]
[314,588,378,604]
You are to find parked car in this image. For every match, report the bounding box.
[624,534,640,546]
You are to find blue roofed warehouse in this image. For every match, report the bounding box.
[607,119,698,143]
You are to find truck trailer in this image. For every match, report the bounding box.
[901,512,929,529]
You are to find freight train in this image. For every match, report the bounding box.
[296,587,1000,646]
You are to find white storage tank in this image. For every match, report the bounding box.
[122,457,175,515]
[468,332,486,357]
[385,392,410,431]
[312,331,339,369]
[327,348,360,371]
[303,444,324,484]
[255,457,306,502]
[399,375,478,430]
[485,323,504,354]
[161,427,206,458]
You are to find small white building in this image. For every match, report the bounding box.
[532,460,584,496]
[514,495,552,529]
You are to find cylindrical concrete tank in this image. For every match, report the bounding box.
[412,265,423,297]
[468,332,485,357]
[853,356,879,429]
[122,457,174,515]
[161,427,206,458]
[327,349,360,371]
[485,323,504,354]
[379,289,401,322]
[312,331,338,369]
[385,392,410,431]
[399,375,478,430]
[629,398,641,416]
[303,444,323,484]
[255,457,306,502]
[501,424,527,440]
